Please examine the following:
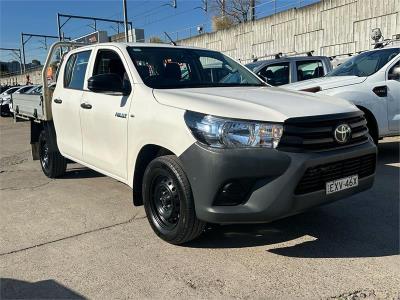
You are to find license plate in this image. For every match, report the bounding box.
[326,175,358,195]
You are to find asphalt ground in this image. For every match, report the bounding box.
[0,116,399,299]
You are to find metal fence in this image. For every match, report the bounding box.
[161,0,321,42]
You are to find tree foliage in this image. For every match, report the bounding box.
[210,0,257,26]
[212,15,235,31]
[149,36,164,44]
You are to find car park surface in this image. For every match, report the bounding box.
[0,117,399,299]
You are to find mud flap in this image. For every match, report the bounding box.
[31,143,40,160]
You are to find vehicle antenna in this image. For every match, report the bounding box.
[164,31,177,46]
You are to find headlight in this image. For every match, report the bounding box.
[184,111,283,149]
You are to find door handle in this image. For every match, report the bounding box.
[53,98,62,104]
[80,102,92,109]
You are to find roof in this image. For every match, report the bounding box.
[72,42,209,52]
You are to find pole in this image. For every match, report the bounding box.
[123,0,129,42]
[20,34,26,73]
[250,0,255,21]
[17,50,23,75]
[57,13,62,41]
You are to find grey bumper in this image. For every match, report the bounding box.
[179,139,377,224]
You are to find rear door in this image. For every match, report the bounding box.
[295,60,326,82]
[80,46,133,179]
[52,49,92,160]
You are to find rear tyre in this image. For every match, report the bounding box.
[143,155,206,244]
[39,130,67,178]
[0,105,9,117]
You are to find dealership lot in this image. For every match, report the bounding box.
[0,117,399,299]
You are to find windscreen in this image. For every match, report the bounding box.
[327,48,399,77]
[6,87,19,94]
[127,47,264,89]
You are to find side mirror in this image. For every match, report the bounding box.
[388,66,400,81]
[88,73,131,95]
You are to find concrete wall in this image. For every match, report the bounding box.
[179,0,400,63]
[1,68,42,86]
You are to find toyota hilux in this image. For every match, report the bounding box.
[18,42,376,244]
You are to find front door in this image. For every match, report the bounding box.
[80,47,133,179]
[52,50,92,160]
[386,59,400,132]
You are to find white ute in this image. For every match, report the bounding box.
[284,45,400,143]
[20,42,377,244]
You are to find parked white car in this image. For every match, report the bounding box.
[284,46,400,143]
[16,42,377,244]
[7,85,39,114]
[0,86,20,116]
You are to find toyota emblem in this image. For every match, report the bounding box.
[334,124,352,144]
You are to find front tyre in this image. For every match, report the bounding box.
[39,130,67,178]
[143,155,206,244]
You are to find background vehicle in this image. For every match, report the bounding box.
[246,55,333,86]
[284,46,400,143]
[17,42,376,244]
[0,86,21,116]
[12,85,45,120]
[8,85,39,114]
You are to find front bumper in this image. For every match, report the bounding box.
[179,139,377,224]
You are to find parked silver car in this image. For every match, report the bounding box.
[246,56,333,86]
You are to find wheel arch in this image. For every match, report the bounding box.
[356,105,379,142]
[31,120,62,160]
[132,144,175,206]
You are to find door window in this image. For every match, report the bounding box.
[296,60,324,81]
[93,49,130,84]
[258,62,290,86]
[64,50,91,90]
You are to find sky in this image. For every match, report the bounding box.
[0,0,319,65]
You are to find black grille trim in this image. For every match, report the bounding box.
[295,154,376,195]
[278,111,370,152]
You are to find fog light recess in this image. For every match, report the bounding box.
[213,179,256,206]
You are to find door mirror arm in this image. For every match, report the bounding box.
[122,79,132,96]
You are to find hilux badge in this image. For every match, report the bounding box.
[334,124,351,144]
[115,112,127,119]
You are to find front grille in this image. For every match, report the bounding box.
[278,112,369,152]
[295,154,376,195]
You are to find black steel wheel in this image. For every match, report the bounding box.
[38,130,67,178]
[150,173,180,230]
[143,155,206,244]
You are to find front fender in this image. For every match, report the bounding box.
[321,89,388,135]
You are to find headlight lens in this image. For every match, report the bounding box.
[184,111,283,149]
